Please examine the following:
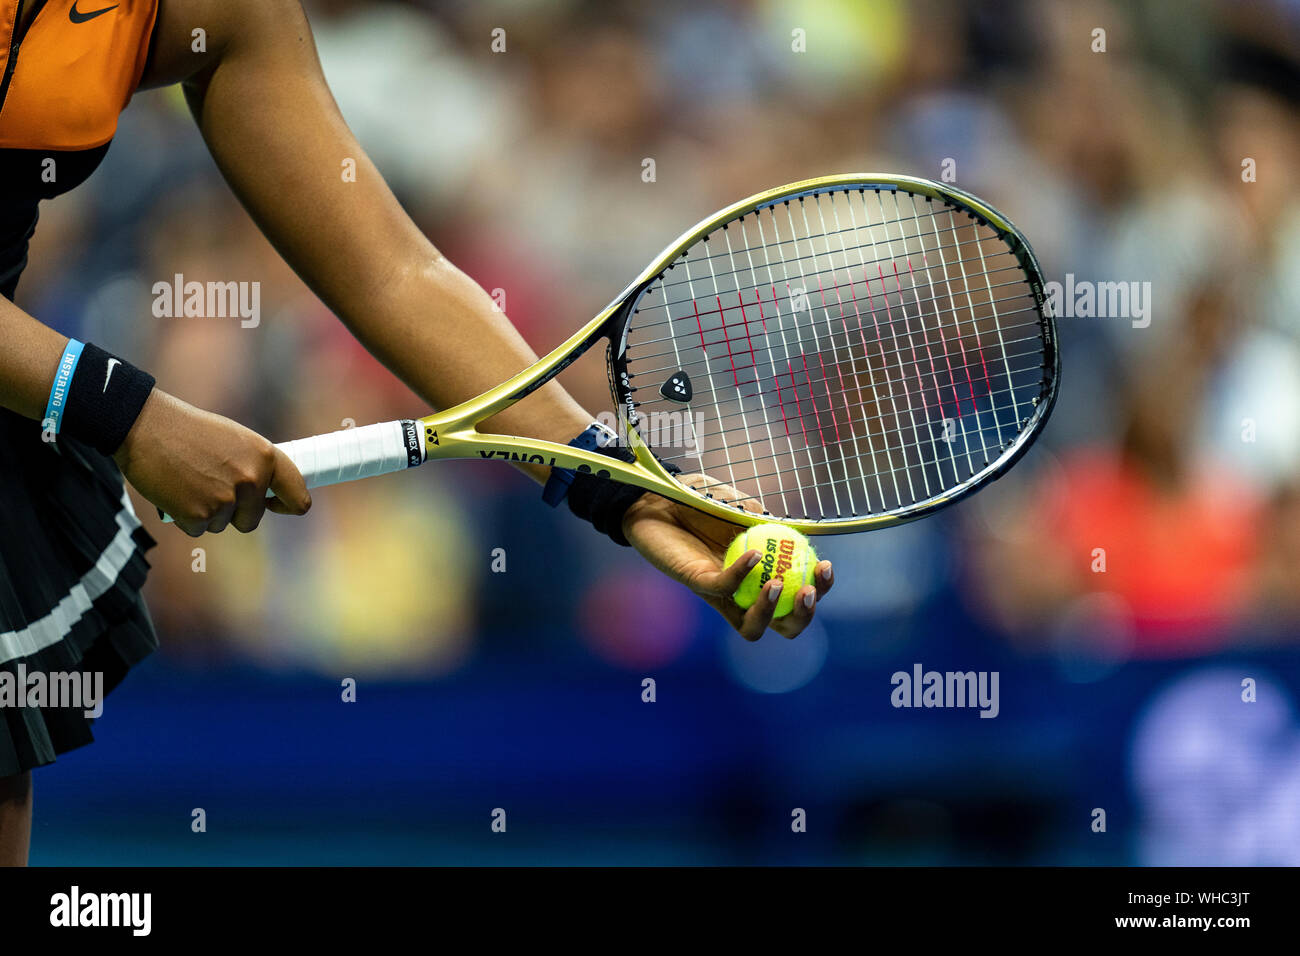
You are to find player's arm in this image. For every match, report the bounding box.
[141,0,592,480]
[138,0,831,637]
[0,284,310,538]
[0,298,70,422]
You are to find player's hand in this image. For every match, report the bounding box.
[621,473,833,641]
[112,390,311,536]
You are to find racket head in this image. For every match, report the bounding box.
[605,174,1059,534]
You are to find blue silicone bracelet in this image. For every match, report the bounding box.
[44,339,85,438]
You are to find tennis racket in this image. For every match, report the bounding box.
[181,174,1059,534]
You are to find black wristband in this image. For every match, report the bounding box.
[61,343,156,456]
[544,424,681,547]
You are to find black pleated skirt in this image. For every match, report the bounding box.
[0,408,158,777]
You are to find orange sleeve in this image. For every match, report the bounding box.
[0,0,160,150]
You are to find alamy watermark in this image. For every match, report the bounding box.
[152,273,261,328]
[596,408,706,454]
[0,664,103,718]
[1045,273,1152,328]
[890,662,999,718]
[50,886,151,936]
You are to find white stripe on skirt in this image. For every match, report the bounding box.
[0,488,143,666]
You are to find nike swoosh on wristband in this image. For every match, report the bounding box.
[69,2,120,24]
[103,358,121,392]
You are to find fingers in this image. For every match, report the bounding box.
[772,583,819,639]
[266,446,312,517]
[174,445,311,534]
[714,556,833,641]
[173,517,209,538]
[767,561,832,638]
[230,478,270,534]
[680,473,764,515]
[814,560,834,597]
[737,578,784,642]
[204,497,238,535]
[711,548,761,596]
[733,559,833,640]
[211,444,279,534]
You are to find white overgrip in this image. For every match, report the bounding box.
[160,419,424,523]
[277,419,423,489]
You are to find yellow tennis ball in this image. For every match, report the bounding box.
[724,524,818,618]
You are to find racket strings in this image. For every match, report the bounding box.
[671,359,1047,442]
[634,268,1033,352]
[649,191,1018,287]
[690,416,1033,510]
[626,305,1041,370]
[664,192,1020,518]
[652,217,1016,301]
[674,364,1043,509]
[620,186,1050,522]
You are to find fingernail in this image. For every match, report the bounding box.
[747,552,760,569]
[820,565,832,583]
[803,591,815,609]
[768,581,783,604]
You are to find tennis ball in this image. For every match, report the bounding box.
[724,524,818,618]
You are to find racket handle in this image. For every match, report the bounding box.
[278,419,424,489]
[160,419,424,523]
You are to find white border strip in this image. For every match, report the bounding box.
[0,489,143,666]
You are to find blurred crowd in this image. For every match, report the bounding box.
[13,0,1300,863]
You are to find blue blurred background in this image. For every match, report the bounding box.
[18,0,1300,864]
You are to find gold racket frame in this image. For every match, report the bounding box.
[418,174,1057,534]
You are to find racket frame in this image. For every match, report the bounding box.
[414,173,1059,535]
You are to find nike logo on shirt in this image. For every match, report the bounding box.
[69,2,120,24]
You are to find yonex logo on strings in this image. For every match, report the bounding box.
[660,370,692,402]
